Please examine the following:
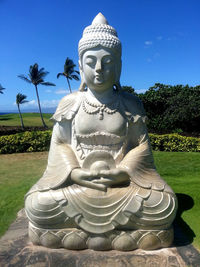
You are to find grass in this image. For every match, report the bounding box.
[0,152,48,236]
[0,151,199,249]
[0,113,53,127]
[154,151,200,249]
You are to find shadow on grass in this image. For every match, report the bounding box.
[0,117,11,121]
[174,193,195,246]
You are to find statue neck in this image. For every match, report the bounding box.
[86,87,116,104]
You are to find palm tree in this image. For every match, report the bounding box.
[0,84,5,94]
[16,93,28,129]
[18,63,55,128]
[57,57,80,94]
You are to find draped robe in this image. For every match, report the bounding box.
[25,91,177,234]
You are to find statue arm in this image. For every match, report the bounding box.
[27,122,80,194]
[118,116,173,193]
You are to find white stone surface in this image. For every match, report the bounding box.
[24,13,178,251]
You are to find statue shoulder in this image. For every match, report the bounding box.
[52,91,83,122]
[120,92,146,121]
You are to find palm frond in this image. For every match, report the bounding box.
[38,67,45,73]
[38,69,49,79]
[57,73,64,79]
[65,68,74,75]
[19,63,54,87]
[64,62,76,68]
[75,70,80,75]
[40,82,56,86]
[21,100,29,104]
[29,64,39,80]
[65,57,75,66]
[0,84,5,89]
[63,57,77,73]
[16,93,28,104]
[57,58,80,94]
[28,63,48,82]
[0,84,5,94]
[34,78,44,84]
[18,75,32,84]
[71,74,80,81]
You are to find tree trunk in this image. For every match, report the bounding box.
[17,104,24,129]
[67,78,72,94]
[35,84,47,128]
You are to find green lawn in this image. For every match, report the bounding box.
[0,151,199,249]
[153,152,200,249]
[0,152,48,236]
[0,113,53,127]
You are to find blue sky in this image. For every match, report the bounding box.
[0,0,200,112]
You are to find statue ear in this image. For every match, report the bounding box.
[117,59,122,80]
[114,58,122,89]
[79,60,83,79]
[78,59,87,91]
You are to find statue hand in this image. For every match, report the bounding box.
[71,168,107,191]
[94,168,130,187]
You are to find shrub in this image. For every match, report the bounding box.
[0,131,199,154]
[0,130,52,154]
[149,133,200,152]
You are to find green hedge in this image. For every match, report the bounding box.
[149,133,200,152]
[0,130,52,154]
[0,131,199,154]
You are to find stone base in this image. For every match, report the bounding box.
[0,209,200,267]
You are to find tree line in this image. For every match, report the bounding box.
[122,84,200,134]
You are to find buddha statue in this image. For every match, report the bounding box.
[25,13,178,251]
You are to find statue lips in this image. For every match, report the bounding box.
[95,75,104,84]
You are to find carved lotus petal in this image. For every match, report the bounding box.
[130,230,143,243]
[87,235,111,251]
[62,232,87,250]
[112,233,137,251]
[138,232,161,250]
[40,231,61,248]
[157,228,173,247]
[29,227,41,245]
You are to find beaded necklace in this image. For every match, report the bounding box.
[82,97,119,120]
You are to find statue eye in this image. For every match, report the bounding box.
[103,57,113,64]
[85,57,96,66]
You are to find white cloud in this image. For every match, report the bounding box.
[55,89,68,95]
[41,99,60,108]
[15,100,37,107]
[144,41,153,45]
[13,99,60,108]
[45,89,52,93]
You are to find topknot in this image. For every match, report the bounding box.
[78,13,121,58]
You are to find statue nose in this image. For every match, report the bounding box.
[95,60,102,73]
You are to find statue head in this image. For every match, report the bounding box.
[78,13,122,92]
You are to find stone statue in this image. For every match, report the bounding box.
[25,13,177,251]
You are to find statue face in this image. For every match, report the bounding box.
[80,46,121,93]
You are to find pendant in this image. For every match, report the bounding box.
[99,107,104,120]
